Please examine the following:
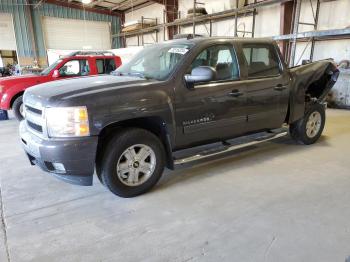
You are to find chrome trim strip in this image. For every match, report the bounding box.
[174,131,288,165]
[26,121,44,138]
[183,116,246,134]
[26,111,43,126]
[24,101,47,138]
[24,101,43,111]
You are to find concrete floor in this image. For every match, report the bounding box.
[0,109,350,262]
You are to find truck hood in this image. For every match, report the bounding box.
[24,75,156,107]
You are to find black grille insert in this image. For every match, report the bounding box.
[27,121,43,133]
[26,105,42,115]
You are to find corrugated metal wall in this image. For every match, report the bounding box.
[0,0,34,57]
[0,0,122,64]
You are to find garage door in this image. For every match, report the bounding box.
[0,13,17,50]
[42,16,111,50]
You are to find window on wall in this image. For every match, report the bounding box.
[243,44,281,78]
[190,45,239,81]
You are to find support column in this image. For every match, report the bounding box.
[289,0,302,67]
[152,0,178,40]
[167,0,179,40]
[280,0,294,62]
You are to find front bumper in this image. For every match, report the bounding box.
[19,121,98,186]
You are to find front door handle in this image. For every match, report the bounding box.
[228,89,243,97]
[274,84,287,91]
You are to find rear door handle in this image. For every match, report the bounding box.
[274,84,287,91]
[228,89,243,97]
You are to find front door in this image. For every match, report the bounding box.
[175,43,247,148]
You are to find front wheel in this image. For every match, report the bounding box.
[289,103,326,145]
[12,96,24,121]
[99,128,166,198]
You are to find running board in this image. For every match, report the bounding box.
[173,131,288,166]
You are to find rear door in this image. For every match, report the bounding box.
[239,43,290,132]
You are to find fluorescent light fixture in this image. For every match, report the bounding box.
[82,0,92,4]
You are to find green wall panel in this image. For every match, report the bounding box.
[0,0,121,61]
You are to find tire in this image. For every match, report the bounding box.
[12,96,24,121]
[289,103,326,145]
[100,128,166,198]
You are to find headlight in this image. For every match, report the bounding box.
[0,85,4,93]
[45,106,90,137]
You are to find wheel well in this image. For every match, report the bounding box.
[10,91,24,109]
[305,70,332,101]
[96,117,173,171]
[284,101,291,123]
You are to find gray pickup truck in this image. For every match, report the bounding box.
[19,37,339,197]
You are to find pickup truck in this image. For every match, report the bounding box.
[19,37,339,198]
[0,51,122,120]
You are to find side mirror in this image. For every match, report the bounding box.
[52,69,60,78]
[184,66,216,88]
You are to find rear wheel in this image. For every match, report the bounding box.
[99,128,165,198]
[12,96,24,121]
[289,103,325,145]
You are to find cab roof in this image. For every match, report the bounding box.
[163,36,276,46]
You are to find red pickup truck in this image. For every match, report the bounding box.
[0,51,122,120]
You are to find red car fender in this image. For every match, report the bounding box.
[0,82,27,110]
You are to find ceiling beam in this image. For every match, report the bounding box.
[149,0,163,4]
[45,0,124,17]
[87,0,104,7]
[123,1,154,13]
[111,0,135,11]
[34,0,46,8]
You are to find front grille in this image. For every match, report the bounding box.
[24,102,44,136]
[25,105,42,115]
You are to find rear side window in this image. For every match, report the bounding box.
[96,59,117,74]
[243,44,280,78]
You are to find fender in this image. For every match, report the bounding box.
[0,75,51,109]
[0,83,26,109]
[287,60,339,123]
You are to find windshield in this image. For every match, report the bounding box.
[115,43,193,80]
[40,59,63,76]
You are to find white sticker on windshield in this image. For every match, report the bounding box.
[168,47,189,55]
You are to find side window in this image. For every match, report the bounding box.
[96,59,105,74]
[190,45,239,81]
[96,59,117,74]
[59,60,89,77]
[243,44,280,78]
[105,59,116,74]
